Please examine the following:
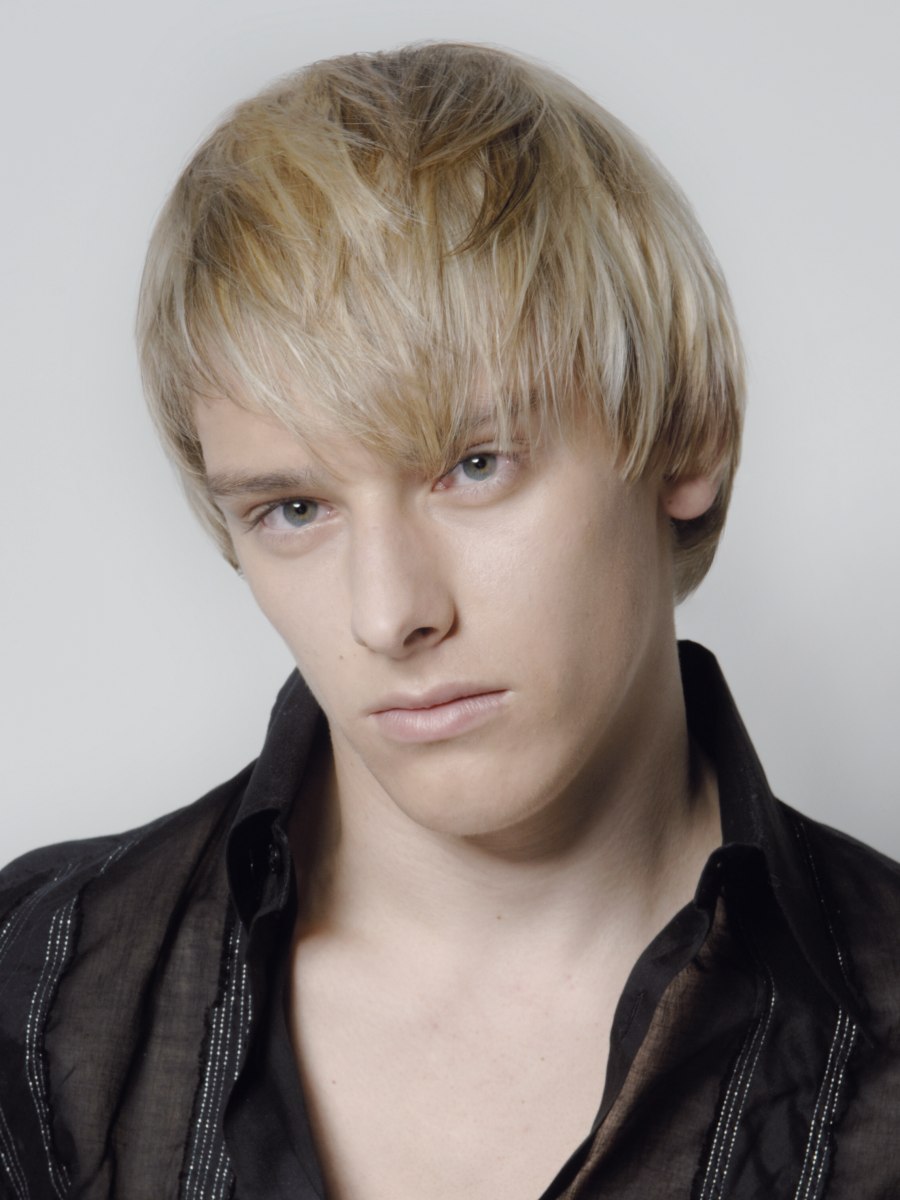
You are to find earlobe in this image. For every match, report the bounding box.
[662,475,719,521]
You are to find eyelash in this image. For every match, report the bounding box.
[434,450,508,491]
[244,497,330,536]
[243,449,522,538]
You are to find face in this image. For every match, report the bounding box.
[196,396,684,844]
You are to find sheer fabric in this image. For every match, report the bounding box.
[2,643,899,1198]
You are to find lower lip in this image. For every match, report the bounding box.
[371,691,508,744]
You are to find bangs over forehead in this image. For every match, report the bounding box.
[138,42,744,596]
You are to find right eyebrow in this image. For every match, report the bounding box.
[205,469,327,499]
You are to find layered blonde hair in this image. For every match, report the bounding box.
[137,42,744,598]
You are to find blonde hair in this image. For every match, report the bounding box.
[137,41,744,599]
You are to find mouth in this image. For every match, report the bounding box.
[368,686,508,744]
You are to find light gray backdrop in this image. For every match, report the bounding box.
[2,0,898,864]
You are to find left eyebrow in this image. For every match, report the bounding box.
[454,397,536,443]
[205,468,328,499]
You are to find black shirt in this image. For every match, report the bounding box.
[2,642,899,1198]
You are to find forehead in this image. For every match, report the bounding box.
[195,395,381,493]
[193,385,568,483]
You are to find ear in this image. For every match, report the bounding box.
[661,474,719,521]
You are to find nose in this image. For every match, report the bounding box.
[348,513,456,658]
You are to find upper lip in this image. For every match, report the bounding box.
[368,683,504,714]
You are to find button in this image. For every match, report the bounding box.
[267,841,283,874]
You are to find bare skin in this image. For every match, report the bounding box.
[287,745,720,1199]
[197,395,722,1198]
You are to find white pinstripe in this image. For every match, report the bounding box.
[1,841,133,1199]
[793,1011,858,1200]
[697,972,776,1200]
[0,1103,30,1200]
[181,918,252,1200]
[24,899,76,1198]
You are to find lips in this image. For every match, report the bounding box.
[369,682,502,714]
[368,685,509,744]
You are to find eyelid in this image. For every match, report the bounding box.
[229,442,529,531]
[445,439,505,465]
[240,495,326,533]
[434,446,525,493]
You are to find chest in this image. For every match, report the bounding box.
[286,951,618,1200]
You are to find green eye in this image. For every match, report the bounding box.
[280,499,318,526]
[460,454,497,481]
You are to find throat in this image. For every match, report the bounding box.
[297,766,719,967]
[284,736,721,1200]
[285,900,621,1200]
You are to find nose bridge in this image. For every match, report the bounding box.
[348,504,454,657]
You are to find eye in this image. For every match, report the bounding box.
[458,453,498,481]
[259,498,321,531]
[440,453,500,487]
[433,448,526,499]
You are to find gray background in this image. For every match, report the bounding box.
[2,0,898,864]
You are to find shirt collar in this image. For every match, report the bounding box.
[226,641,868,1031]
[679,640,868,1032]
[226,669,322,930]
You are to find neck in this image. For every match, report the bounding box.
[291,641,720,969]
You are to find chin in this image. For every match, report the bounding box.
[385,779,518,838]
[382,757,568,848]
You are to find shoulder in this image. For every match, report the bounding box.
[0,766,255,1194]
[784,802,900,1031]
[788,803,900,923]
[0,761,253,948]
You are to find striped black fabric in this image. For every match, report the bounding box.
[2,644,900,1198]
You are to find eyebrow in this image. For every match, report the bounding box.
[204,404,530,501]
[205,468,326,499]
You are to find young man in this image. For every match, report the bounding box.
[1,41,898,1200]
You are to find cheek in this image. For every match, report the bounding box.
[512,495,665,680]
[243,563,346,681]
[527,493,658,610]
